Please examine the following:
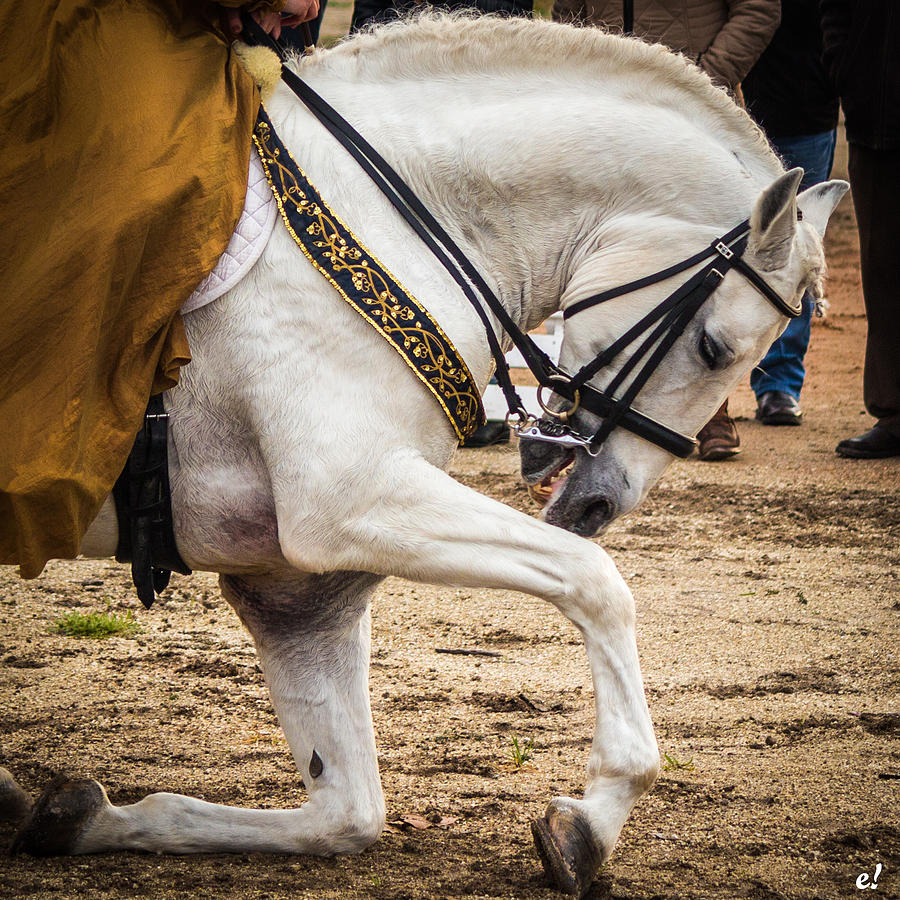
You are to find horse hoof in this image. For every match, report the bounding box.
[0,767,33,823]
[10,774,106,856]
[531,801,603,898]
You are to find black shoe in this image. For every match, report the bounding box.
[755,391,802,426]
[835,425,900,459]
[461,420,510,448]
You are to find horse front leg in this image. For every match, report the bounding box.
[0,767,32,824]
[280,457,659,897]
[13,572,385,857]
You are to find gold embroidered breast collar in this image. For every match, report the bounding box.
[252,108,484,442]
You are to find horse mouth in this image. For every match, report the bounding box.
[527,451,575,506]
[522,439,624,536]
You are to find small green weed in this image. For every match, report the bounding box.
[797,590,808,606]
[54,610,139,639]
[662,752,694,772]
[510,735,535,768]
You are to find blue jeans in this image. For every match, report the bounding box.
[750,129,837,401]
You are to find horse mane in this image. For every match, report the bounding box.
[303,12,778,172]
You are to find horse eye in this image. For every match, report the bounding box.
[699,331,719,369]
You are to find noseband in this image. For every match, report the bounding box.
[242,18,801,460]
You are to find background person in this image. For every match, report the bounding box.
[821,0,900,459]
[551,0,780,95]
[351,0,532,35]
[742,0,839,427]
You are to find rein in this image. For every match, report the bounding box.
[239,16,800,459]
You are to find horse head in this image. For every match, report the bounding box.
[521,169,848,536]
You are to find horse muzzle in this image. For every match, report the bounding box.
[520,437,624,537]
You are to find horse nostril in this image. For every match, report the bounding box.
[574,498,613,537]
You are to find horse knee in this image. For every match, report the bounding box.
[344,804,386,853]
[562,544,635,633]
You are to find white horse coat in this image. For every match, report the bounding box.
[19,14,847,897]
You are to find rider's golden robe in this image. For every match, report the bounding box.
[0,1,281,577]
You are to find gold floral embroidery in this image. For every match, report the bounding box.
[252,112,484,441]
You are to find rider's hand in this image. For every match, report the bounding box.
[223,0,320,39]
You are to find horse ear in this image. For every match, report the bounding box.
[797,180,850,237]
[748,168,803,270]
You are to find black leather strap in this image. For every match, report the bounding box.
[582,270,724,454]
[622,0,634,35]
[113,394,191,608]
[563,221,753,319]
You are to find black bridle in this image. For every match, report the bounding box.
[551,220,802,455]
[240,17,801,459]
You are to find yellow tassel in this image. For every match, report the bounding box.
[233,43,283,104]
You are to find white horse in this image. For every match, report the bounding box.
[8,13,846,897]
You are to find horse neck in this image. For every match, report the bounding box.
[282,36,781,333]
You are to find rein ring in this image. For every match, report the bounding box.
[537,376,580,422]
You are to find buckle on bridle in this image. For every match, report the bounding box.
[714,241,735,260]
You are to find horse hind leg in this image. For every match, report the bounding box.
[13,572,385,856]
[220,570,388,854]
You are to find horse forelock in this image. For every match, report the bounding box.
[301,12,777,175]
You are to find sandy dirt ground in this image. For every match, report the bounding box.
[1,58,897,900]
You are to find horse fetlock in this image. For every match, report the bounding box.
[11,774,108,856]
[586,745,660,799]
[633,754,660,797]
[634,750,661,795]
[531,798,605,898]
[314,796,386,855]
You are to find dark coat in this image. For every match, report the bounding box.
[743,0,839,139]
[820,0,900,149]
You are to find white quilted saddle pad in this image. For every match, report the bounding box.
[182,147,277,315]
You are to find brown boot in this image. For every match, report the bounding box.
[697,400,741,461]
